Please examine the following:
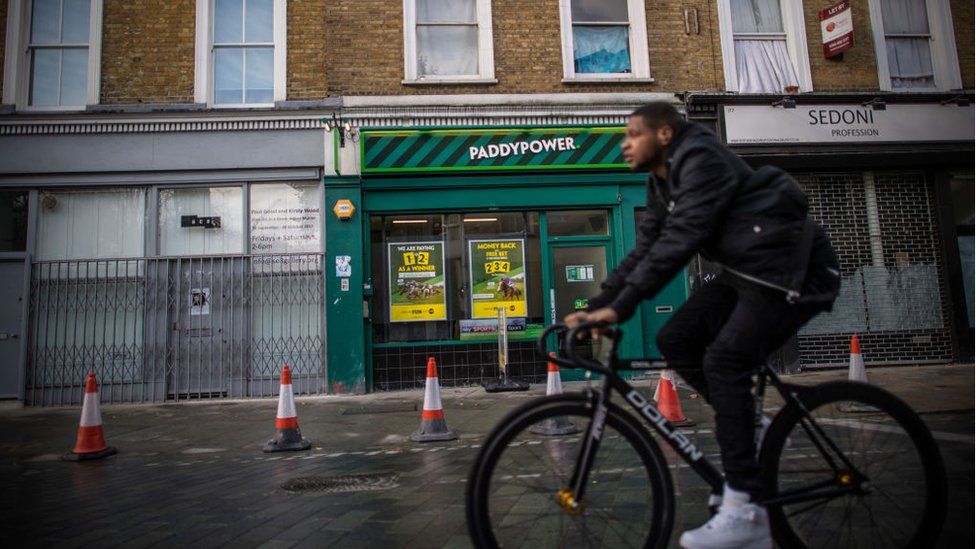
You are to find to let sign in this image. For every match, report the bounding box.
[820,0,853,58]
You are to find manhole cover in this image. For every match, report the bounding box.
[281,473,399,494]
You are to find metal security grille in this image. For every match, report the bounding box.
[796,171,952,367]
[25,253,325,406]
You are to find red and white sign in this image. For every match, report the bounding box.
[820,0,854,58]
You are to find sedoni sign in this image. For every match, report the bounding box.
[724,104,974,145]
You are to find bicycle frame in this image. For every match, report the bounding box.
[543,322,869,509]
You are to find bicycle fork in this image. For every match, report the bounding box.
[558,385,609,515]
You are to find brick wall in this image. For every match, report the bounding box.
[804,0,883,92]
[952,0,974,88]
[101,0,196,104]
[325,0,725,96]
[288,0,329,100]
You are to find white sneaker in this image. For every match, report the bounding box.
[680,485,773,549]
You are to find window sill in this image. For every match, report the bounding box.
[562,77,654,84]
[402,78,499,86]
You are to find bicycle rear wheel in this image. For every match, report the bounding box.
[760,381,947,548]
[466,393,674,549]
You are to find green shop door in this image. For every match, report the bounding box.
[546,243,610,377]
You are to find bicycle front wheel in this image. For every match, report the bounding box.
[760,381,947,549]
[466,393,674,549]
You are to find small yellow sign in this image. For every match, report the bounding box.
[333,199,355,220]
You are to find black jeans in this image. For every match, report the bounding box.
[655,277,827,498]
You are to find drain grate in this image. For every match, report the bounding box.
[281,473,399,494]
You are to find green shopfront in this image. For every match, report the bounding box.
[323,126,687,392]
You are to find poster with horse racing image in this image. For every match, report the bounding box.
[388,241,447,322]
[468,239,528,319]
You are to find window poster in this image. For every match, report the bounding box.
[388,241,447,322]
[468,239,527,319]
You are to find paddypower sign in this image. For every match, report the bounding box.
[360,127,626,174]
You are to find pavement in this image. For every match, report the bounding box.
[0,363,972,548]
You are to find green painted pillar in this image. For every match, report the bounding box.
[324,181,366,394]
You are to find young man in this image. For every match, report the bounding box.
[565,102,840,549]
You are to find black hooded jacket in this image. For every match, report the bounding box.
[588,122,839,321]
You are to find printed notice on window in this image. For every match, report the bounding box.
[468,239,527,319]
[249,183,322,272]
[388,241,447,322]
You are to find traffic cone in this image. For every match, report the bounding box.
[410,357,457,442]
[655,369,694,426]
[530,353,579,436]
[263,366,311,452]
[840,335,877,412]
[848,335,868,383]
[62,372,117,461]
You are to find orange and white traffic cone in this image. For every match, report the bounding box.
[62,372,117,461]
[263,365,311,452]
[530,353,579,436]
[410,357,457,442]
[840,335,877,412]
[655,369,694,426]
[848,335,868,383]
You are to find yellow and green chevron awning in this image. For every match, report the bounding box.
[360,127,626,174]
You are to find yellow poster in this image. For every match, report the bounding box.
[468,239,528,319]
[388,241,447,322]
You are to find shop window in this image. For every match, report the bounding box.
[0,191,29,252]
[951,174,974,327]
[558,0,651,81]
[36,188,145,260]
[867,0,962,91]
[195,0,286,106]
[158,187,244,256]
[547,210,609,237]
[248,182,322,254]
[371,212,543,344]
[717,0,812,93]
[2,0,104,109]
[402,0,496,83]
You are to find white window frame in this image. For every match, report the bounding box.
[558,0,651,82]
[716,0,812,93]
[402,0,496,84]
[866,0,961,92]
[2,0,103,110]
[194,0,287,107]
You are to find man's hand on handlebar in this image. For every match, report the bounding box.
[563,307,619,340]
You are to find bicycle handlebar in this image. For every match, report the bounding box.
[537,321,619,375]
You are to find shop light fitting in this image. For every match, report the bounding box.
[940,95,970,107]
[322,112,357,147]
[771,96,796,109]
[860,97,886,111]
[463,217,498,222]
[392,219,429,224]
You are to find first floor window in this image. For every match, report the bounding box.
[27,0,91,106]
[213,0,274,105]
[731,0,798,93]
[404,0,494,81]
[559,0,650,80]
[416,0,477,76]
[880,0,935,89]
[570,0,632,74]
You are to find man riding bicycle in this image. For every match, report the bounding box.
[565,102,840,549]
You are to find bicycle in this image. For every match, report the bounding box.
[466,321,947,548]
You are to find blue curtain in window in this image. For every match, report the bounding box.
[573,26,631,74]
